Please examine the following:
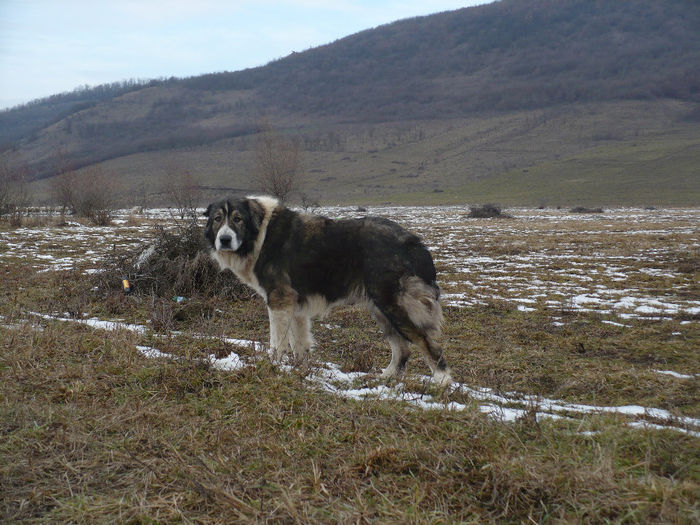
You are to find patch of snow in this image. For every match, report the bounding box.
[209,352,245,371]
[479,404,528,422]
[30,312,147,334]
[220,336,266,352]
[601,320,628,327]
[653,369,696,380]
[639,268,677,279]
[628,421,700,438]
[517,305,536,312]
[136,345,175,360]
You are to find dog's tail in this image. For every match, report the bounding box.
[396,275,443,339]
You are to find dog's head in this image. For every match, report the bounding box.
[203,197,267,256]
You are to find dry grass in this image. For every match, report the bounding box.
[0,207,698,523]
[1,320,697,523]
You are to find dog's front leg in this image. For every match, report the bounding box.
[267,288,297,361]
[268,308,293,360]
[290,314,313,361]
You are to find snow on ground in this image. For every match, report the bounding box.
[335,206,699,322]
[10,311,699,438]
[2,206,698,322]
[2,207,698,436]
[653,369,698,380]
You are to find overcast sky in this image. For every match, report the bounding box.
[0,0,492,110]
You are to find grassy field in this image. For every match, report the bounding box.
[1,206,698,523]
[27,100,700,208]
[387,130,700,207]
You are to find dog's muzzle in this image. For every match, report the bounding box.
[216,227,240,252]
[218,234,234,250]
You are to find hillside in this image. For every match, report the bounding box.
[235,0,700,118]
[2,0,700,205]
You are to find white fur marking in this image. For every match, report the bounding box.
[215,224,241,251]
[432,369,453,387]
[247,195,279,213]
[381,337,409,378]
[290,315,313,359]
[268,307,294,360]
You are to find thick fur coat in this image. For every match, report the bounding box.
[204,196,451,384]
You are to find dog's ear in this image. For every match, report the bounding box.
[203,203,213,218]
[247,199,266,229]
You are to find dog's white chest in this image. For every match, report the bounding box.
[214,251,267,301]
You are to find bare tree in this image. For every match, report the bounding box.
[299,191,320,212]
[49,148,77,216]
[0,156,11,216]
[72,165,118,225]
[48,150,117,224]
[0,153,31,226]
[164,164,201,219]
[253,125,304,202]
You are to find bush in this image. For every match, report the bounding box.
[72,167,118,225]
[53,165,118,225]
[0,154,31,226]
[468,204,510,218]
[98,215,251,301]
[569,206,604,214]
[253,124,304,202]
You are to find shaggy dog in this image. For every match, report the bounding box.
[204,196,451,385]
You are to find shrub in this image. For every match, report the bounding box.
[73,168,117,225]
[97,215,250,301]
[468,204,510,218]
[50,163,119,225]
[164,165,202,220]
[569,206,604,214]
[0,154,31,226]
[253,123,305,202]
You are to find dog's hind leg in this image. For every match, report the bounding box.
[369,276,452,385]
[370,304,411,378]
[290,314,313,360]
[381,335,411,378]
[416,336,452,386]
[396,276,452,385]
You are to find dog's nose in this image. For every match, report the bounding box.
[219,234,232,247]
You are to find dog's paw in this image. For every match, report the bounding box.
[432,369,453,388]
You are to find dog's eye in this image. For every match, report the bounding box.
[213,215,222,223]
[232,216,242,224]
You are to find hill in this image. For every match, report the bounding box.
[1,0,700,205]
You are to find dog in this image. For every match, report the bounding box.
[204,196,451,385]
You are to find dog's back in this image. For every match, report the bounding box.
[263,209,449,382]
